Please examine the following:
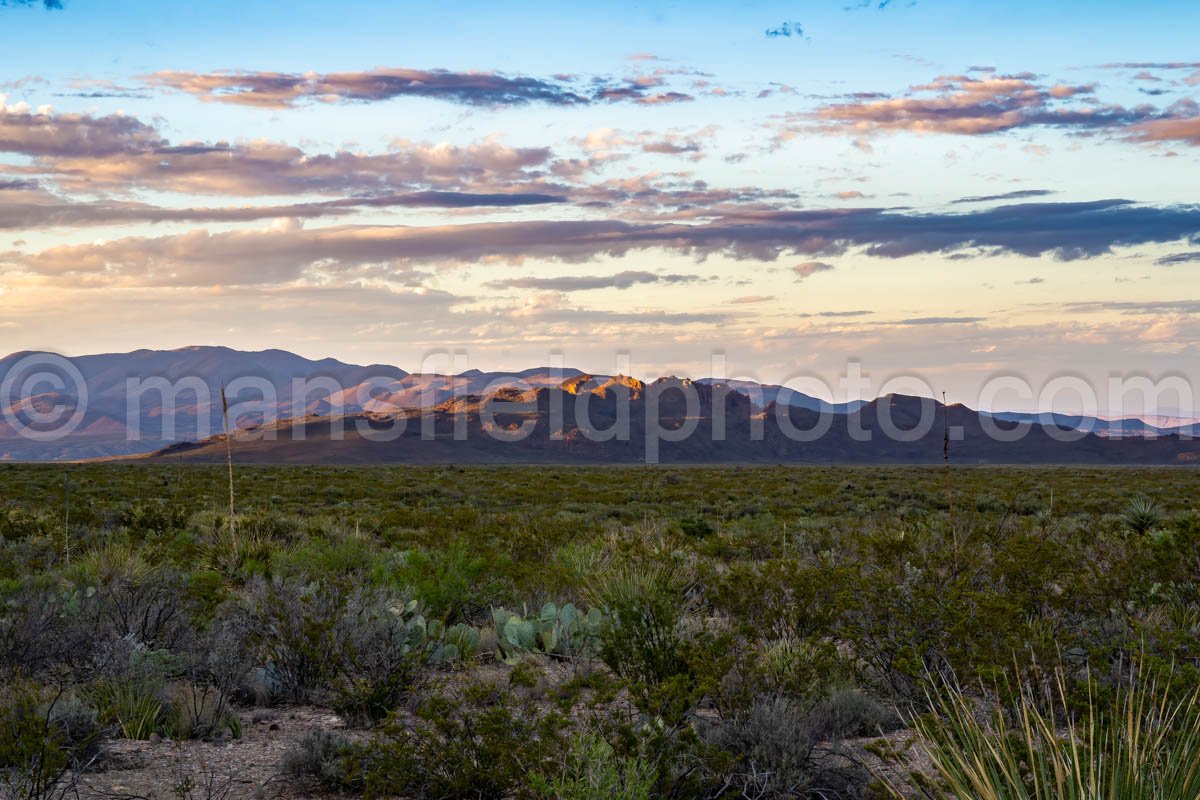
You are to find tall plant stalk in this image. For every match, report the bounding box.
[220,384,236,534]
[63,472,71,566]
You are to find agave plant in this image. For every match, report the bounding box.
[1122,496,1164,535]
[896,662,1200,799]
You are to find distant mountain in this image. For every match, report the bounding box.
[980,410,1197,439]
[137,382,1200,466]
[696,378,866,413]
[0,347,405,461]
[2,347,1195,463]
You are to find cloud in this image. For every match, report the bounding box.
[793,261,835,279]
[52,79,151,100]
[6,200,1200,289]
[0,186,567,230]
[1064,299,1200,315]
[1155,251,1200,266]
[730,295,774,304]
[144,67,699,109]
[1100,62,1200,71]
[798,310,872,318]
[1016,277,1045,284]
[790,73,1200,146]
[892,316,985,325]
[484,271,701,292]
[1125,100,1200,145]
[1,104,789,216]
[37,134,555,196]
[4,103,766,205]
[0,96,163,157]
[576,126,718,162]
[845,0,913,9]
[765,22,807,40]
[952,189,1055,204]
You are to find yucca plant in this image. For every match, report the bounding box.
[1122,497,1164,535]
[896,662,1200,799]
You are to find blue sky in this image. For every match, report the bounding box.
[1,0,1198,413]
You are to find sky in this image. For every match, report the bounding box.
[1,0,1198,414]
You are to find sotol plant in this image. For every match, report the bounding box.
[898,662,1200,799]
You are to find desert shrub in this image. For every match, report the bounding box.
[0,507,55,544]
[117,500,192,537]
[836,519,1098,702]
[347,680,568,799]
[384,541,503,624]
[676,517,714,539]
[85,635,178,739]
[282,730,355,790]
[705,694,871,799]
[73,567,198,657]
[247,578,349,704]
[530,733,656,800]
[192,606,255,701]
[1,681,100,799]
[275,536,375,581]
[43,691,101,764]
[249,578,445,717]
[806,688,900,741]
[0,580,69,675]
[330,597,445,726]
[163,683,241,741]
[589,564,691,689]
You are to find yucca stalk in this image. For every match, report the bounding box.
[895,662,1200,799]
[220,383,236,535]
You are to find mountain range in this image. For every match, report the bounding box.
[1,346,1197,464]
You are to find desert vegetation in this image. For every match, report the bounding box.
[2,463,1200,798]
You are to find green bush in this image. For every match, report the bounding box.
[530,733,655,800]
[589,564,691,689]
[348,680,568,799]
[162,683,241,741]
[282,730,355,789]
[384,541,503,624]
[1,681,100,798]
[331,598,447,726]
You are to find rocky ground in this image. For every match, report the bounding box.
[72,707,348,800]
[60,661,932,800]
